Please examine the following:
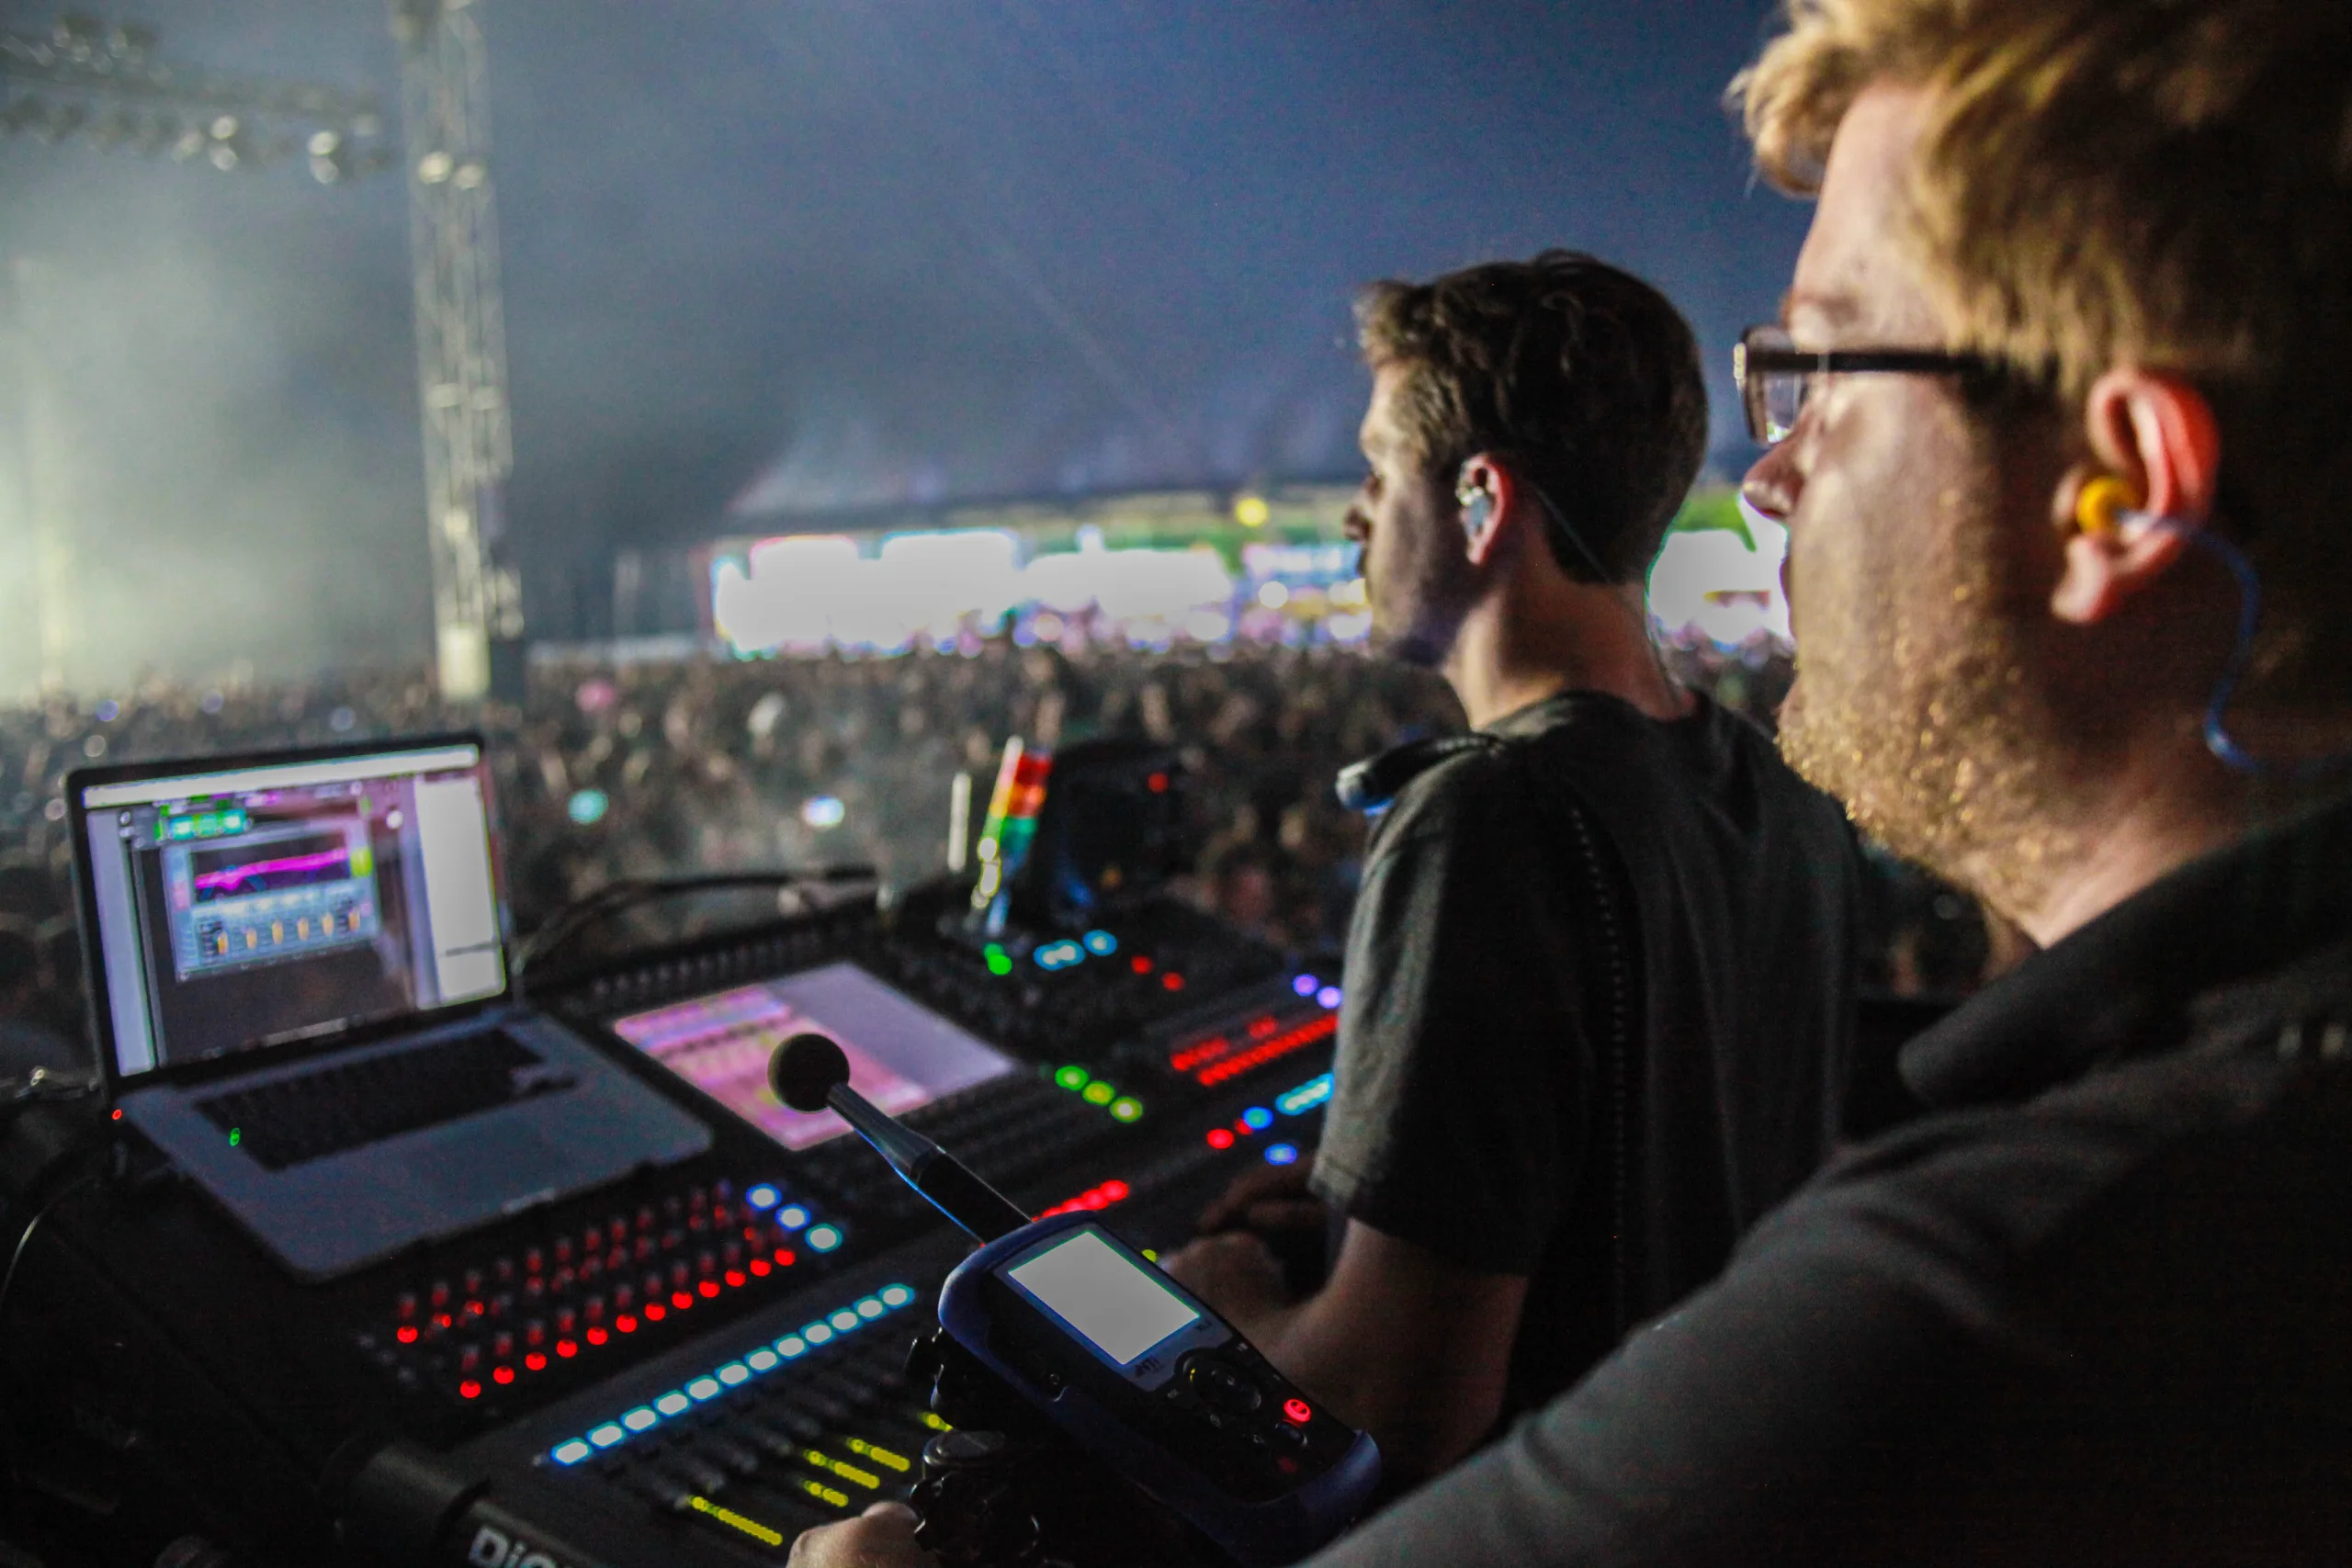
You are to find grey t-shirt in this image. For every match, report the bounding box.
[1312,691,1858,1415]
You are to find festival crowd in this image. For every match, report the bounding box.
[0,635,1995,1077]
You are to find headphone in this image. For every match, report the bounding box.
[1456,461,1615,582]
[1456,476,1494,542]
[2068,473,2339,778]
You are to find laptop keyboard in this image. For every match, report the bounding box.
[196,1030,578,1171]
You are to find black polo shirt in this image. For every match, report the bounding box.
[1311,691,1860,1416]
[1313,789,2352,1567]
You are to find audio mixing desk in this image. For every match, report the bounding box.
[0,887,1344,1568]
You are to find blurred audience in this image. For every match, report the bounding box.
[0,636,2005,1074]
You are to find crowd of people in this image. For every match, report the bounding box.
[0,632,1995,1077]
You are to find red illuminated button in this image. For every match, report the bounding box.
[458,1379,481,1400]
[1283,1398,1312,1425]
[492,1366,514,1385]
[1205,1128,1235,1150]
[1162,972,1186,991]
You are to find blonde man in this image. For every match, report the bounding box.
[794,1,2352,1562]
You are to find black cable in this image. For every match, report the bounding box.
[514,865,876,980]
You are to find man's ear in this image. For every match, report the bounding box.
[2052,370,2222,625]
[1457,455,1521,568]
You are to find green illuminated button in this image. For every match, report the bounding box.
[1055,1066,1089,1091]
[985,953,1012,976]
[1110,1097,1143,1122]
[1082,1081,1114,1106]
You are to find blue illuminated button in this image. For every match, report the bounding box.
[1035,941,1084,970]
[1241,1107,1273,1132]
[803,1323,835,1346]
[552,1439,593,1466]
[686,1377,722,1402]
[776,1336,808,1359]
[655,1392,692,1416]
[589,1423,627,1449]
[746,1348,780,1372]
[1317,986,1342,1010]
[830,1309,860,1332]
[807,1224,842,1252]
[1293,974,1319,997]
[1265,1143,1300,1167]
[622,1406,660,1432]
[880,1284,915,1309]
[746,1184,782,1212]
[718,1363,751,1386]
[1083,930,1118,955]
[855,1297,886,1320]
[777,1205,810,1231]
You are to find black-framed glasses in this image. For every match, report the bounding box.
[1734,324,1996,445]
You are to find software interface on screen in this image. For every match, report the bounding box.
[1006,1229,1202,1366]
[83,745,508,1078]
[610,961,1014,1150]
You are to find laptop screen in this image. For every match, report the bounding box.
[77,741,509,1081]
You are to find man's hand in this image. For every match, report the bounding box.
[1160,1229,1295,1336]
[787,1503,938,1568]
[1195,1159,1328,1237]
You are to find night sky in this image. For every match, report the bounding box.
[0,0,1810,683]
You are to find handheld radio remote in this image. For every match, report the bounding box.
[771,1034,1380,1566]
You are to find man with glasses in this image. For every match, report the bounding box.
[794,0,2352,1561]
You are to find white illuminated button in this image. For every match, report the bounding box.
[622,1407,660,1432]
[747,1349,780,1372]
[552,1440,593,1465]
[880,1284,915,1309]
[804,1323,835,1345]
[718,1363,751,1386]
[830,1309,860,1332]
[687,1377,721,1401]
[807,1224,842,1252]
[855,1298,886,1319]
[589,1424,626,1449]
[655,1392,691,1416]
[777,1205,810,1230]
[776,1336,808,1359]
[746,1184,782,1211]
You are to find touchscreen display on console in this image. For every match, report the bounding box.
[611,961,1013,1149]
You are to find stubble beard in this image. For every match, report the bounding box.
[1777,493,2078,923]
[1370,516,1478,672]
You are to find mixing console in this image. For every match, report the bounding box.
[1,889,1340,1568]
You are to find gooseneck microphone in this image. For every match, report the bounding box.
[770,1032,1029,1243]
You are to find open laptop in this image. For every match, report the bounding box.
[70,735,711,1280]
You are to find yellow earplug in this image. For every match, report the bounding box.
[2075,475,2144,536]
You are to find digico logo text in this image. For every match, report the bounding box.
[467,1524,569,1568]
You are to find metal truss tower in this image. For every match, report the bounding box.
[391,0,520,702]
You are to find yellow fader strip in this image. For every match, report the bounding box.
[789,1476,853,1509]
[800,1450,881,1489]
[687,1495,785,1549]
[844,1438,911,1472]
[919,1412,954,1433]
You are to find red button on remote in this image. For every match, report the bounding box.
[1282,1397,1312,1425]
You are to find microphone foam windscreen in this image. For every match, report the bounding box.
[771,1032,850,1112]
